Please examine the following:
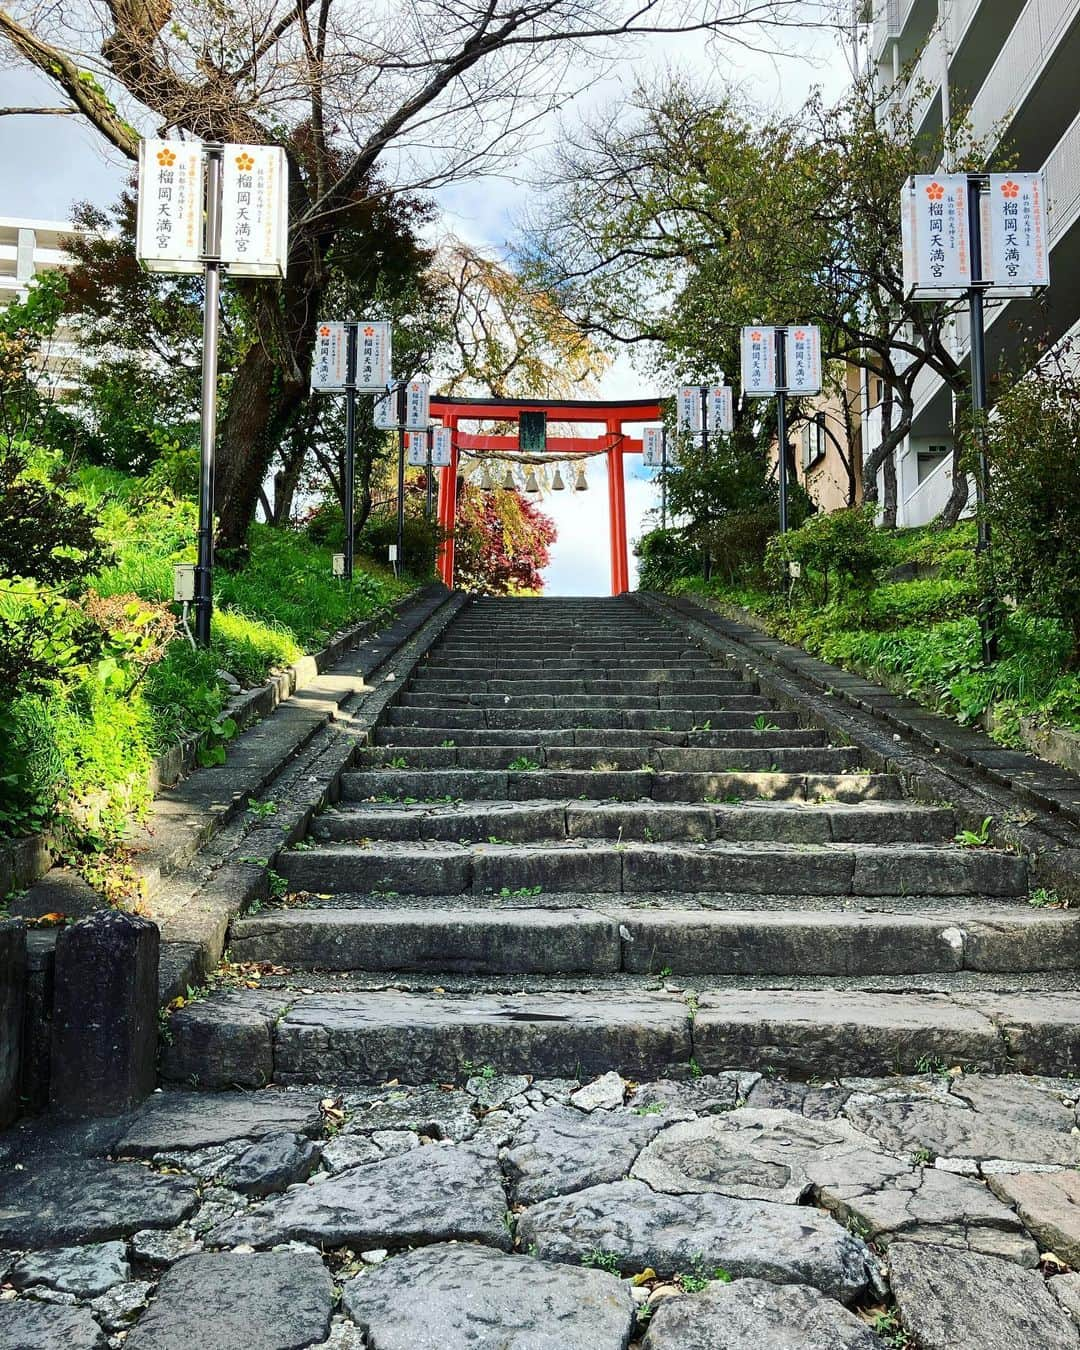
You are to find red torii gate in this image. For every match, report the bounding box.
[431,395,662,596]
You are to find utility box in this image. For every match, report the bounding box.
[332,553,346,577]
[172,563,196,602]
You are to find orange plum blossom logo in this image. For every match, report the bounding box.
[750,330,762,342]
[318,324,331,337]
[1001,180,1020,199]
[363,326,375,336]
[156,147,177,168]
[235,152,255,172]
[925,181,945,201]
[794,330,806,341]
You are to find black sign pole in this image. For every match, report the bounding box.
[660,427,668,532]
[195,144,223,647]
[700,384,712,581]
[343,323,357,582]
[425,429,434,522]
[396,383,407,579]
[966,176,998,664]
[775,328,789,536]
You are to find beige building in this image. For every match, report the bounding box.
[0,215,92,397]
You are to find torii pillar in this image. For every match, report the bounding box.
[607,418,629,595]
[436,416,458,588]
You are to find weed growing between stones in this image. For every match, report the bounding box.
[954,816,993,847]
[508,756,540,771]
[581,1249,622,1276]
[1029,887,1067,908]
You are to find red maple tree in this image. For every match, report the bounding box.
[452,482,556,595]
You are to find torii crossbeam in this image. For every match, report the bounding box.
[431,395,662,595]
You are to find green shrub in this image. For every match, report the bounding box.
[985,369,1080,664]
[636,528,698,590]
[766,506,888,602]
[707,507,781,584]
[357,512,438,578]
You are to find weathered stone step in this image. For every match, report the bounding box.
[398,691,774,709]
[358,744,860,774]
[421,658,722,674]
[373,727,828,750]
[161,984,1080,1085]
[276,840,1027,898]
[386,706,802,731]
[229,905,1077,976]
[312,798,955,845]
[407,677,748,696]
[340,767,903,803]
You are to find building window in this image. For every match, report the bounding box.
[802,417,826,471]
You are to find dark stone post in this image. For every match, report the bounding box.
[0,918,27,1127]
[50,910,159,1116]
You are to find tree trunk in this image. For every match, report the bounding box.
[939,436,970,525]
[881,438,898,528]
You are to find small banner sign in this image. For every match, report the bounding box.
[373,390,397,430]
[901,174,970,298]
[784,327,822,395]
[356,320,391,392]
[220,144,288,278]
[740,328,778,396]
[642,425,666,466]
[981,173,1049,293]
[136,138,204,274]
[404,377,431,431]
[406,430,429,466]
[676,386,702,434]
[430,426,453,467]
[311,321,347,392]
[708,384,734,433]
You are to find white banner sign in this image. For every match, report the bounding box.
[374,390,397,430]
[406,431,429,466]
[404,377,430,431]
[136,139,204,274]
[220,144,288,278]
[901,174,970,297]
[741,328,777,397]
[431,426,452,468]
[676,386,702,433]
[784,326,822,394]
[356,320,391,392]
[982,173,1049,293]
[311,321,347,392]
[708,384,734,433]
[642,425,665,467]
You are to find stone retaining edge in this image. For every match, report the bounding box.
[0,583,436,898]
[638,591,1080,900]
[155,591,469,1003]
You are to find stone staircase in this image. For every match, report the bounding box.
[166,596,1080,1088]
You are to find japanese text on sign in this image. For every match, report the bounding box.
[642,425,666,466]
[430,426,452,468]
[405,378,431,431]
[405,431,429,466]
[901,175,970,297]
[981,174,1049,292]
[676,387,702,433]
[708,385,734,434]
[740,328,778,397]
[784,327,822,395]
[136,139,204,274]
[355,320,391,392]
[311,322,347,392]
[374,390,397,430]
[220,145,288,278]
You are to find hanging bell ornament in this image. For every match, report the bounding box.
[480,462,494,491]
[574,464,588,491]
[551,466,565,491]
[524,466,540,494]
[502,466,516,490]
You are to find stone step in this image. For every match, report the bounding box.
[340,767,904,803]
[357,745,861,774]
[386,707,803,731]
[312,798,956,845]
[228,905,1078,976]
[406,678,750,697]
[276,840,1027,898]
[161,984,1080,1085]
[399,690,776,710]
[372,727,828,750]
[420,659,722,674]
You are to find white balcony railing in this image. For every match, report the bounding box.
[969,0,1080,145]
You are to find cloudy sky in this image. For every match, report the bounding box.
[0,8,854,595]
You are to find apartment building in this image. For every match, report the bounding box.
[0,215,91,397]
[867,0,1080,524]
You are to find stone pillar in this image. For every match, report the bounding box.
[0,918,27,1127]
[50,910,159,1117]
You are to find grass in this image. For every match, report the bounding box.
[1,463,411,871]
[674,522,1080,752]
